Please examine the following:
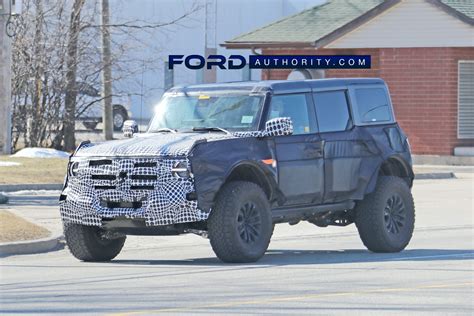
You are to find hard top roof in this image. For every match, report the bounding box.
[167,78,385,95]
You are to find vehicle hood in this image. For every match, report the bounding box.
[74,132,233,158]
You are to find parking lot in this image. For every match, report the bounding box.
[1,173,473,315]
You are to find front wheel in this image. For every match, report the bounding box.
[207,181,273,263]
[355,176,415,253]
[64,224,126,261]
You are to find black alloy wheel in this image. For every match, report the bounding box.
[237,202,262,244]
[383,194,406,234]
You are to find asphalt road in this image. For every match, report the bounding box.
[1,174,473,315]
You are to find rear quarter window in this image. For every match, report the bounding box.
[353,87,393,124]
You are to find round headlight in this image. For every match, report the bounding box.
[68,162,80,177]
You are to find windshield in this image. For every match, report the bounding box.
[147,94,264,132]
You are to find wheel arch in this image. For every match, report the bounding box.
[113,104,128,117]
[366,156,414,194]
[222,161,275,202]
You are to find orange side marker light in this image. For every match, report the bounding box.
[262,159,277,168]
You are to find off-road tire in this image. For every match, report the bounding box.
[355,176,415,253]
[64,224,126,262]
[207,181,273,263]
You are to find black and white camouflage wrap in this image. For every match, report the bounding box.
[74,133,231,158]
[264,117,293,136]
[122,120,138,138]
[60,118,293,227]
[60,157,207,226]
[233,117,293,138]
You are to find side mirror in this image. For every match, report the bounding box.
[264,117,293,137]
[123,120,138,138]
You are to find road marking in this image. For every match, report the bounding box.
[109,281,474,315]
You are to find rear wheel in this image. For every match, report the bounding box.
[64,224,126,261]
[355,176,415,252]
[113,105,128,131]
[207,181,273,263]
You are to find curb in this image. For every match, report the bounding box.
[414,172,456,180]
[0,234,64,257]
[412,154,474,166]
[0,183,63,192]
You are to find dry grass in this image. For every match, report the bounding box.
[0,156,68,184]
[0,210,51,243]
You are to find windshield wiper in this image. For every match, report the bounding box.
[192,127,231,135]
[362,104,388,121]
[151,128,177,133]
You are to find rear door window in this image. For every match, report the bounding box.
[354,88,392,123]
[313,90,351,133]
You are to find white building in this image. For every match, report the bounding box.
[110,0,325,120]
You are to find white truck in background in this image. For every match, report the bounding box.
[75,82,132,131]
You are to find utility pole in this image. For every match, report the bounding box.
[203,0,217,83]
[101,0,113,140]
[0,1,13,154]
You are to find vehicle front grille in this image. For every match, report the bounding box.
[100,200,143,209]
[89,159,112,166]
[130,185,154,190]
[95,185,116,190]
[62,156,202,226]
[91,174,116,180]
[130,175,157,180]
[134,162,157,168]
[71,158,175,200]
[84,158,164,194]
[68,157,191,210]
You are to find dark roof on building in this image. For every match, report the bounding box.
[222,0,474,49]
[440,0,474,19]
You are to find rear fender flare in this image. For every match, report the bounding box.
[366,155,414,194]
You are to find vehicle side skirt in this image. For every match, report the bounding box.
[272,201,355,224]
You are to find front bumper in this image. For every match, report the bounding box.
[59,157,208,227]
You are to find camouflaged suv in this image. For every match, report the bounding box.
[60,78,415,263]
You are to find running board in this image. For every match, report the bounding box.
[271,201,355,224]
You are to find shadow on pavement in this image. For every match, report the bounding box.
[3,249,472,292]
[111,248,474,267]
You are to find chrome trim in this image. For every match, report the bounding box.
[171,161,190,179]
[171,168,188,173]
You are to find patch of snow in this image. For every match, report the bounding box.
[11,147,70,158]
[0,161,21,167]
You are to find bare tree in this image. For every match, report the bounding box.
[63,0,86,151]
[11,0,202,151]
[11,0,74,149]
